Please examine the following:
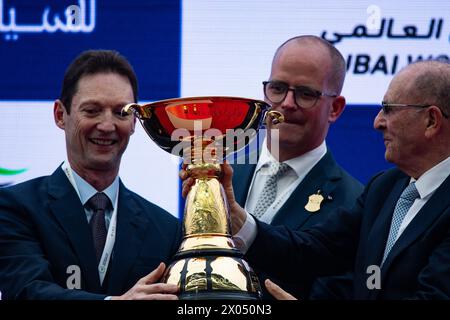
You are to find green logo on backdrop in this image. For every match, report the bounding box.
[0,167,27,187]
[0,167,27,176]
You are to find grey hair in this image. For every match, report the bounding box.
[405,60,450,116]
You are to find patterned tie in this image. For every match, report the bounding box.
[87,192,110,264]
[381,182,420,265]
[253,162,291,218]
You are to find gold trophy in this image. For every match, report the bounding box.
[122,96,283,299]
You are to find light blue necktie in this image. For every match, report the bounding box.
[381,182,420,265]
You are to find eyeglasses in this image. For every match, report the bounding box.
[262,81,337,109]
[381,101,449,118]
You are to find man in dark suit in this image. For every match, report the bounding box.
[232,35,363,299]
[0,50,180,300]
[221,60,450,299]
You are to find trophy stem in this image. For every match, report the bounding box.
[163,158,261,299]
[176,163,238,256]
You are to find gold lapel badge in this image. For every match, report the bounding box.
[305,190,325,213]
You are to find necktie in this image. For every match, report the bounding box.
[381,182,419,265]
[87,192,110,264]
[253,162,291,218]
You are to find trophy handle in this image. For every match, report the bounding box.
[121,103,153,119]
[264,110,285,125]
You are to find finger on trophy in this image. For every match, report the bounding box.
[265,279,297,300]
[220,160,234,183]
[178,168,188,180]
[181,177,194,198]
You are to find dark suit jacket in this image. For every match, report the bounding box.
[246,168,450,299]
[0,167,181,300]
[232,150,363,299]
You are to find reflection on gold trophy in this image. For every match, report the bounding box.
[122,97,284,299]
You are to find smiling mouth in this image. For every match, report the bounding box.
[90,138,117,146]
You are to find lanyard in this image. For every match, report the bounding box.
[61,161,118,285]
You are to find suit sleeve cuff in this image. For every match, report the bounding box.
[232,210,257,254]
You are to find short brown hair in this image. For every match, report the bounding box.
[59,50,138,112]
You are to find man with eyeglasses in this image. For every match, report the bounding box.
[230,35,363,299]
[203,60,450,299]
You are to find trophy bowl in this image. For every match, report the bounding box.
[122,96,284,300]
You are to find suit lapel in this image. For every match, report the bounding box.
[232,163,256,207]
[105,182,150,294]
[231,134,263,207]
[271,151,340,229]
[47,167,101,292]
[382,174,450,271]
[364,176,407,300]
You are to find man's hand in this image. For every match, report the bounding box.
[179,161,247,235]
[111,262,178,300]
[180,164,194,199]
[265,279,297,300]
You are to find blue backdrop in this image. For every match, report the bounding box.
[1,0,397,218]
[0,0,180,101]
[328,105,393,183]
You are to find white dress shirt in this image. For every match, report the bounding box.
[397,156,450,240]
[65,163,119,230]
[234,140,327,251]
[245,139,327,223]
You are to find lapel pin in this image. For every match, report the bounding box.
[305,190,325,213]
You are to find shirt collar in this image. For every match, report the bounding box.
[412,156,450,200]
[256,139,327,178]
[70,167,119,209]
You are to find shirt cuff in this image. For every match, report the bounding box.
[232,210,257,254]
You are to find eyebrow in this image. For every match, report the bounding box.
[270,80,321,90]
[79,100,130,109]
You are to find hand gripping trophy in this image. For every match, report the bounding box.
[122,96,283,299]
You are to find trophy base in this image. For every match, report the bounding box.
[174,248,243,260]
[180,291,260,300]
[163,255,262,300]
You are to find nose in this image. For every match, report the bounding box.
[373,109,386,130]
[97,111,116,132]
[280,89,298,110]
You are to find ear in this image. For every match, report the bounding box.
[53,100,66,130]
[424,105,443,138]
[328,95,346,123]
